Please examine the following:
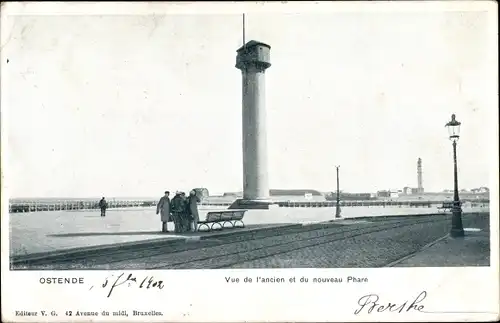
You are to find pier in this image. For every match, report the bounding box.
[8,199,155,213]
[8,198,490,213]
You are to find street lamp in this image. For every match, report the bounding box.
[445,114,464,237]
[335,165,342,218]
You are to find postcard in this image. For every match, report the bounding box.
[1,1,499,322]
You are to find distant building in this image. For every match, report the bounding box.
[270,189,323,197]
[403,187,420,195]
[390,190,399,198]
[471,187,489,193]
[377,190,391,198]
[194,188,210,198]
[375,190,398,198]
[326,192,372,201]
[223,192,243,198]
[222,189,327,201]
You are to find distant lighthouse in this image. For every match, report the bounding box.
[417,158,424,193]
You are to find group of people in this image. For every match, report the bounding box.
[156,190,200,233]
[97,192,200,233]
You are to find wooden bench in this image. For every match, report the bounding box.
[197,210,247,232]
[438,201,456,212]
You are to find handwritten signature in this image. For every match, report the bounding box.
[89,273,165,298]
[354,291,427,315]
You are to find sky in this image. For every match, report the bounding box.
[1,2,498,198]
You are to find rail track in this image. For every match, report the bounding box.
[12,214,453,270]
[152,215,452,269]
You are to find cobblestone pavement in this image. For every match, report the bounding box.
[229,213,489,268]
[12,206,486,256]
[14,221,371,269]
[13,213,489,270]
[11,224,302,269]
[391,214,490,267]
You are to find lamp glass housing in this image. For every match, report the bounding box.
[446,114,461,141]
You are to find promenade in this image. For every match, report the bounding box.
[389,223,490,267]
[8,205,470,257]
[11,212,490,270]
[9,205,490,269]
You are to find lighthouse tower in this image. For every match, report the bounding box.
[229,40,273,209]
[417,158,424,193]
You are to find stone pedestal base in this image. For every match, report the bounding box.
[228,199,275,210]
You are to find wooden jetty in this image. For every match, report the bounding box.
[9,198,490,214]
[8,199,155,213]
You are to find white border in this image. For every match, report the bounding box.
[1,1,499,322]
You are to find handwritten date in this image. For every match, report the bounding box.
[92,273,164,298]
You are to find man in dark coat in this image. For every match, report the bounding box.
[156,191,171,232]
[180,192,191,232]
[98,197,108,217]
[170,192,185,233]
[187,190,200,232]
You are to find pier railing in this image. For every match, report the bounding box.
[9,198,489,214]
[8,200,156,213]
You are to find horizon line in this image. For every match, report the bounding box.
[8,189,490,200]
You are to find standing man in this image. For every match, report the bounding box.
[170,191,185,233]
[188,190,200,232]
[99,197,108,217]
[180,192,190,232]
[156,191,171,233]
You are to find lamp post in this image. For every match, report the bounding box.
[335,165,342,218]
[445,114,465,238]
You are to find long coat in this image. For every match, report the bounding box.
[156,196,171,222]
[188,195,200,221]
[98,199,107,209]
